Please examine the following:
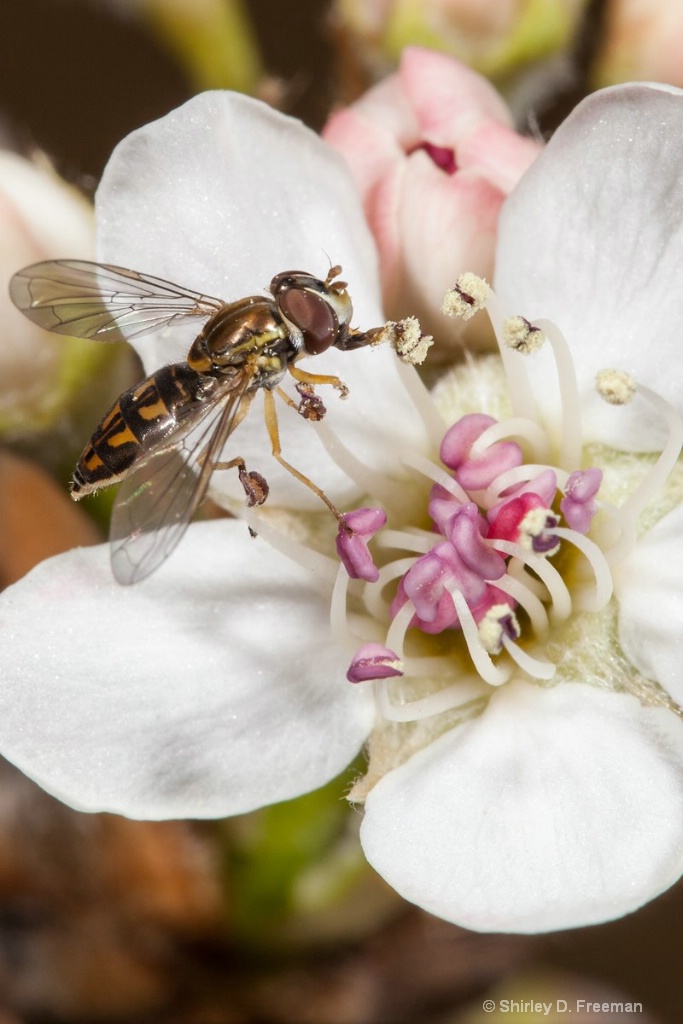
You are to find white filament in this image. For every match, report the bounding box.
[493,573,550,634]
[469,416,551,463]
[489,539,572,622]
[533,318,583,470]
[448,587,511,686]
[501,635,556,680]
[375,676,488,722]
[553,526,614,612]
[245,509,337,584]
[401,451,470,502]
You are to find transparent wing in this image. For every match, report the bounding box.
[9,259,225,341]
[110,376,253,585]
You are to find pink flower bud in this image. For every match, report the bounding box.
[324,47,541,339]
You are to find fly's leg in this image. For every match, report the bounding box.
[202,387,268,506]
[211,455,269,508]
[276,383,326,422]
[263,388,343,521]
[287,362,349,399]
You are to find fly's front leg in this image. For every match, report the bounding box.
[288,362,349,399]
[263,388,342,521]
[276,383,326,422]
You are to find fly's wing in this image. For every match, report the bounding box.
[110,376,253,585]
[9,260,225,341]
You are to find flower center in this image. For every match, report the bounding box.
[331,275,683,723]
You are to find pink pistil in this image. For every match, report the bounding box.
[560,468,603,533]
[339,411,604,686]
[402,541,487,624]
[447,503,506,580]
[347,643,403,683]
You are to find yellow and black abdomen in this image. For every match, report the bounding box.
[71,363,216,497]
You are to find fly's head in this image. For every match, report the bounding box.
[270,266,353,358]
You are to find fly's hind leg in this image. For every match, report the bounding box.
[263,388,343,521]
[198,387,269,508]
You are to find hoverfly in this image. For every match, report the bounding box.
[10,260,386,585]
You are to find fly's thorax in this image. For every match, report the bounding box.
[187,296,288,373]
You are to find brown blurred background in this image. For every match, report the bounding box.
[0,1,682,1022]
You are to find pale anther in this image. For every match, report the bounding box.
[519,507,560,555]
[372,318,433,365]
[441,273,490,321]
[596,368,636,405]
[502,315,545,354]
[478,603,521,655]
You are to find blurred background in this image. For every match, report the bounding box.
[1,1,682,1021]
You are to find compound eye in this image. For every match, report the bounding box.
[279,287,338,355]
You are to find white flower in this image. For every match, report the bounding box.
[0,92,427,818]
[1,83,683,937]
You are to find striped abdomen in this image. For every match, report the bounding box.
[71,363,216,497]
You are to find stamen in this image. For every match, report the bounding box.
[484,290,538,418]
[529,318,583,470]
[478,603,520,654]
[245,509,338,584]
[347,643,404,683]
[389,317,434,365]
[441,272,491,321]
[448,587,511,686]
[501,636,556,680]
[493,573,550,634]
[518,508,560,556]
[374,529,435,554]
[506,557,547,600]
[595,368,636,405]
[385,599,417,661]
[336,507,386,582]
[598,372,683,538]
[363,557,416,621]
[489,539,572,621]
[401,450,470,503]
[330,563,358,646]
[394,357,447,445]
[483,464,567,507]
[502,316,545,354]
[375,675,488,722]
[469,417,551,463]
[314,420,405,506]
[552,526,614,612]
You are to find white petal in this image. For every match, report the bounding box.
[95,92,428,507]
[615,504,683,703]
[495,85,683,451]
[361,680,683,933]
[0,520,374,819]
